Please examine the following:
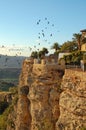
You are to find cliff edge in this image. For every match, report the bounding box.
[15,59,86,130]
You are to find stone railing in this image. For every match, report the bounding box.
[33,59,66,73]
[24,58,65,66]
[34,59,58,65]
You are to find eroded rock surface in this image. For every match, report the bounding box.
[56,69,86,130]
[16,59,63,130]
[16,59,86,130]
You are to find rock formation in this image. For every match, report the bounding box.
[16,58,64,130]
[56,69,86,130]
[15,58,86,130]
[16,86,31,130]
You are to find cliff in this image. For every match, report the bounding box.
[56,69,86,130]
[16,58,64,130]
[15,59,86,130]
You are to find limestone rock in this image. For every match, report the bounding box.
[16,59,63,130]
[56,69,86,130]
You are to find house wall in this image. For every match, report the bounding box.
[81,43,86,51]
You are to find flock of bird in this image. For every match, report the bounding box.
[35,17,60,52]
[0,17,60,67]
[36,17,54,44]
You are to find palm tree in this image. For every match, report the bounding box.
[51,42,60,52]
[42,47,48,55]
[73,33,82,50]
[38,48,48,58]
[31,51,38,58]
[60,41,78,52]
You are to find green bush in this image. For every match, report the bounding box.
[0,101,9,114]
[0,87,18,129]
[63,51,84,65]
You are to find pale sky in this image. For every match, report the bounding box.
[0,0,86,56]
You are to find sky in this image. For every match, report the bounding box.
[0,0,86,56]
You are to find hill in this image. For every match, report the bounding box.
[0,54,27,91]
[0,54,27,68]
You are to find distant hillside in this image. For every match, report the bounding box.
[0,54,28,91]
[0,80,15,91]
[0,54,27,68]
[0,68,21,91]
[0,67,21,80]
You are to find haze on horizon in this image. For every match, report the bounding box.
[0,0,86,56]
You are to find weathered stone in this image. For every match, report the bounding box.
[16,59,86,130]
[16,59,63,130]
[56,69,86,130]
[19,85,29,95]
[16,95,31,130]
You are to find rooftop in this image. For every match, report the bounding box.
[80,29,86,32]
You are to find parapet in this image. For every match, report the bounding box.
[33,58,58,65]
[23,58,66,72]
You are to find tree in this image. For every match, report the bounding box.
[51,42,60,52]
[38,48,48,58]
[73,33,82,50]
[38,50,43,58]
[60,41,78,52]
[31,51,38,58]
[42,47,48,55]
[63,50,84,65]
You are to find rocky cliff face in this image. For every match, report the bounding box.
[16,59,86,130]
[16,59,63,130]
[56,69,86,130]
[16,86,31,130]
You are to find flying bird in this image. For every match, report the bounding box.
[42,33,45,37]
[47,21,50,24]
[50,34,52,37]
[41,30,44,32]
[39,19,41,22]
[37,22,39,25]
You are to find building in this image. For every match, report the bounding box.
[80,29,86,51]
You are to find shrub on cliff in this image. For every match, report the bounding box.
[0,101,9,114]
[0,87,18,130]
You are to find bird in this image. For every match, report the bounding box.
[50,34,52,37]
[39,19,41,22]
[37,22,39,25]
[1,45,5,48]
[47,21,50,24]
[34,46,36,48]
[42,33,45,37]
[41,30,44,32]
